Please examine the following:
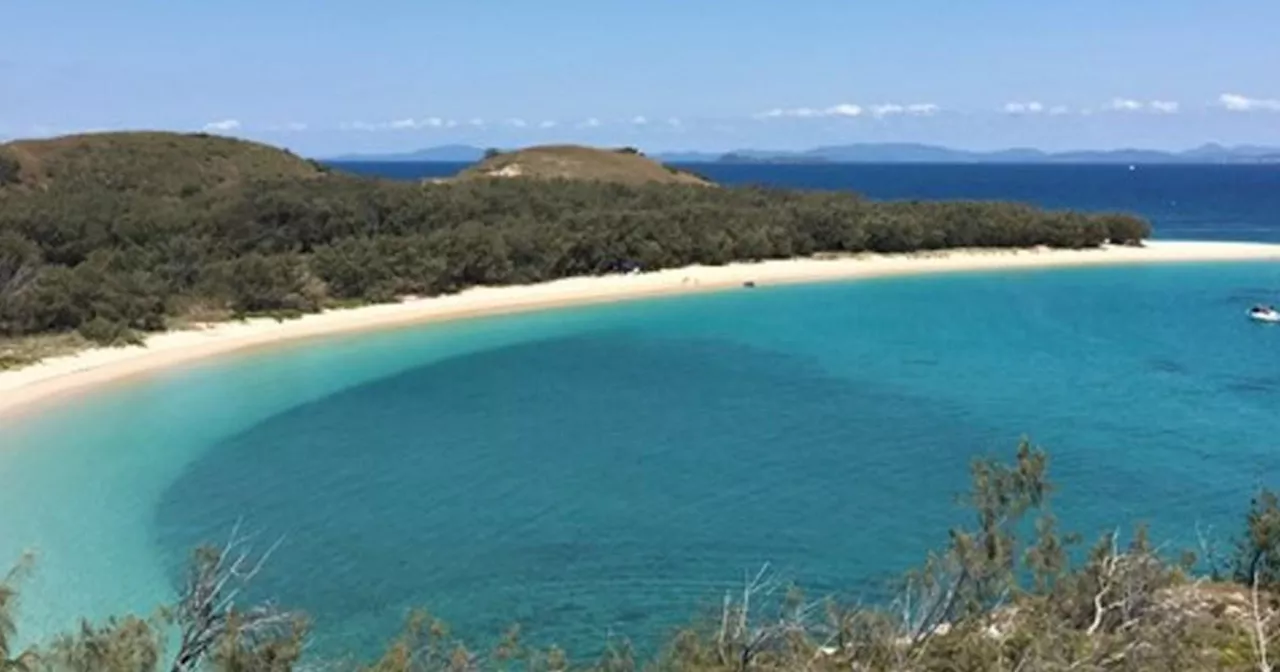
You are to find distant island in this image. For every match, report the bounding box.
[332,142,1280,165]
[707,142,1280,165]
[328,143,489,163]
[454,145,710,185]
[716,152,833,165]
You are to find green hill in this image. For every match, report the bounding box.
[0,131,326,196]
[0,131,1150,365]
[454,145,712,185]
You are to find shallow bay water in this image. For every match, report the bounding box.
[3,262,1280,657]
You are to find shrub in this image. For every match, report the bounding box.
[76,316,141,346]
[0,150,21,187]
[1096,212,1153,245]
[213,253,321,316]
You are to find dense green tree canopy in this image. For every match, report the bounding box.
[0,133,1151,347]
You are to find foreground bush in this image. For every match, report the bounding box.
[7,440,1280,671]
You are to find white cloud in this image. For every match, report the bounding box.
[868,103,939,117]
[1103,98,1180,114]
[1004,102,1072,116]
[1108,98,1144,112]
[1219,93,1280,112]
[759,102,935,120]
[870,104,904,117]
[577,117,602,128]
[759,103,861,119]
[538,120,557,129]
[823,103,864,117]
[1003,101,1045,114]
[630,115,648,125]
[666,117,682,127]
[202,119,241,132]
[467,118,486,127]
[343,118,450,131]
[505,118,528,128]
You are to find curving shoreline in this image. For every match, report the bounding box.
[2,239,1278,421]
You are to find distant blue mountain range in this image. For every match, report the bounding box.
[328,144,489,162]
[329,142,1280,165]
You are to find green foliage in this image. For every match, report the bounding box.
[45,616,161,672]
[1094,212,1151,245]
[212,253,321,316]
[1233,487,1280,587]
[1,556,37,672]
[0,151,21,187]
[3,261,165,343]
[0,232,41,287]
[457,145,708,185]
[356,611,568,672]
[0,132,323,197]
[903,441,1055,636]
[208,614,307,672]
[0,232,43,336]
[312,235,448,301]
[75,317,142,346]
[0,333,87,371]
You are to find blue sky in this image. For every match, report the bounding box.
[3,1,1280,155]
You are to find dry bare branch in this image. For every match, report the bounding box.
[1252,569,1276,672]
[168,521,296,672]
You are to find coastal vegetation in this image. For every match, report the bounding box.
[0,131,1150,366]
[454,145,712,185]
[4,442,1280,671]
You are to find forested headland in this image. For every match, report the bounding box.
[0,132,1150,365]
[5,442,1280,671]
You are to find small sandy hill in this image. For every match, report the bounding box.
[453,145,712,186]
[0,131,326,196]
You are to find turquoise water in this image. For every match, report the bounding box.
[3,262,1280,657]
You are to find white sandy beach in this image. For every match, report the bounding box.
[1,240,1278,420]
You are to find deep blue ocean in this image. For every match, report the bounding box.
[331,161,1280,243]
[2,163,1280,660]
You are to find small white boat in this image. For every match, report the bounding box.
[1249,306,1280,323]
